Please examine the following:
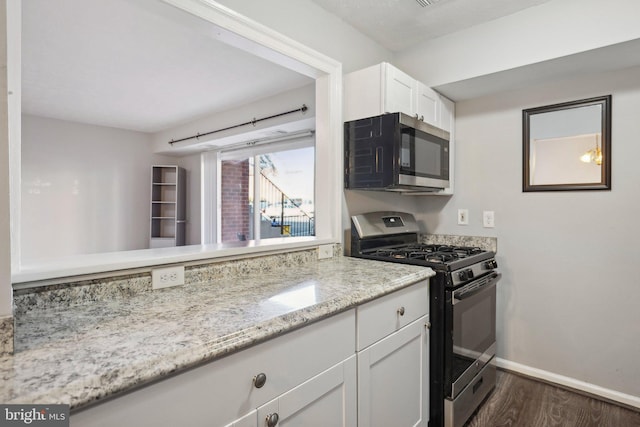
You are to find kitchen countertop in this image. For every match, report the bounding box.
[0,256,433,410]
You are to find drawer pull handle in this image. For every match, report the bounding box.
[253,372,267,388]
[397,307,405,316]
[266,412,279,427]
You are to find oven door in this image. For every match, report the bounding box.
[446,272,501,398]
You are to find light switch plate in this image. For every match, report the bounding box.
[458,209,469,225]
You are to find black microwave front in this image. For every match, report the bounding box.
[344,112,450,192]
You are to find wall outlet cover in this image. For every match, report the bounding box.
[483,211,495,228]
[318,244,333,259]
[152,266,185,290]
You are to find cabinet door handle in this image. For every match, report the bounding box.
[266,412,279,427]
[253,372,267,388]
[397,306,405,316]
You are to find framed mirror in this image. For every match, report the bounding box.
[523,95,611,192]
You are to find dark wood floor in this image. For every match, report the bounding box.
[465,370,640,427]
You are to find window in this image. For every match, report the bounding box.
[206,135,315,244]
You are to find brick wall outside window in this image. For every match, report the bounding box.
[221,160,250,242]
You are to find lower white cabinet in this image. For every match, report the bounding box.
[355,280,430,427]
[357,316,429,427]
[256,356,356,427]
[224,410,257,427]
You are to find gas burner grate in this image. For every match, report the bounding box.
[360,243,491,267]
[425,253,457,263]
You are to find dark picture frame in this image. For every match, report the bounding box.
[523,95,611,192]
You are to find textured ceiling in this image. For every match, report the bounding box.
[310,0,553,51]
[21,0,313,133]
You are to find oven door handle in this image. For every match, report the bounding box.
[453,272,501,302]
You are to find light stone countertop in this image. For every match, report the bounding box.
[0,256,433,410]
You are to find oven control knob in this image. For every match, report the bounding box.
[457,270,469,281]
[484,259,498,269]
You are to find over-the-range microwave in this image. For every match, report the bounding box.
[344,112,450,193]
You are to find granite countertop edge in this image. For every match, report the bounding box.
[3,258,434,411]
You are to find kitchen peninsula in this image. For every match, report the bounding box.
[2,251,433,426]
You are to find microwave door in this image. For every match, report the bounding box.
[398,126,450,189]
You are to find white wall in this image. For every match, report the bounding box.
[415,65,640,398]
[21,115,173,264]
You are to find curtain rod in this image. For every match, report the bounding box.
[168,104,308,145]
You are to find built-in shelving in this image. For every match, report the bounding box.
[150,165,186,248]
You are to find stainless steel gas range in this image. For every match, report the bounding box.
[350,211,501,427]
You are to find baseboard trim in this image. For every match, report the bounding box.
[495,358,640,410]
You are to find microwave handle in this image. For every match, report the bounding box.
[375,147,383,173]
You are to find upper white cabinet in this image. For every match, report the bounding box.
[383,65,416,120]
[344,62,455,194]
[344,62,451,130]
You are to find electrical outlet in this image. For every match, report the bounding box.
[483,211,495,228]
[152,266,185,290]
[458,209,469,225]
[318,244,333,259]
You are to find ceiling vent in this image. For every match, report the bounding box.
[416,0,441,6]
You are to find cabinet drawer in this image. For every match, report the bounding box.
[72,309,355,427]
[357,280,428,350]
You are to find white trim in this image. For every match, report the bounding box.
[495,357,640,409]
[7,0,20,273]
[200,151,219,244]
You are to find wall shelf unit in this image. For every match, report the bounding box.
[150,165,186,248]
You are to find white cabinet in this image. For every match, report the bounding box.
[150,165,186,248]
[356,280,430,427]
[383,65,417,120]
[224,411,256,427]
[344,62,450,129]
[344,62,455,194]
[256,356,357,427]
[415,82,440,127]
[358,316,429,427]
